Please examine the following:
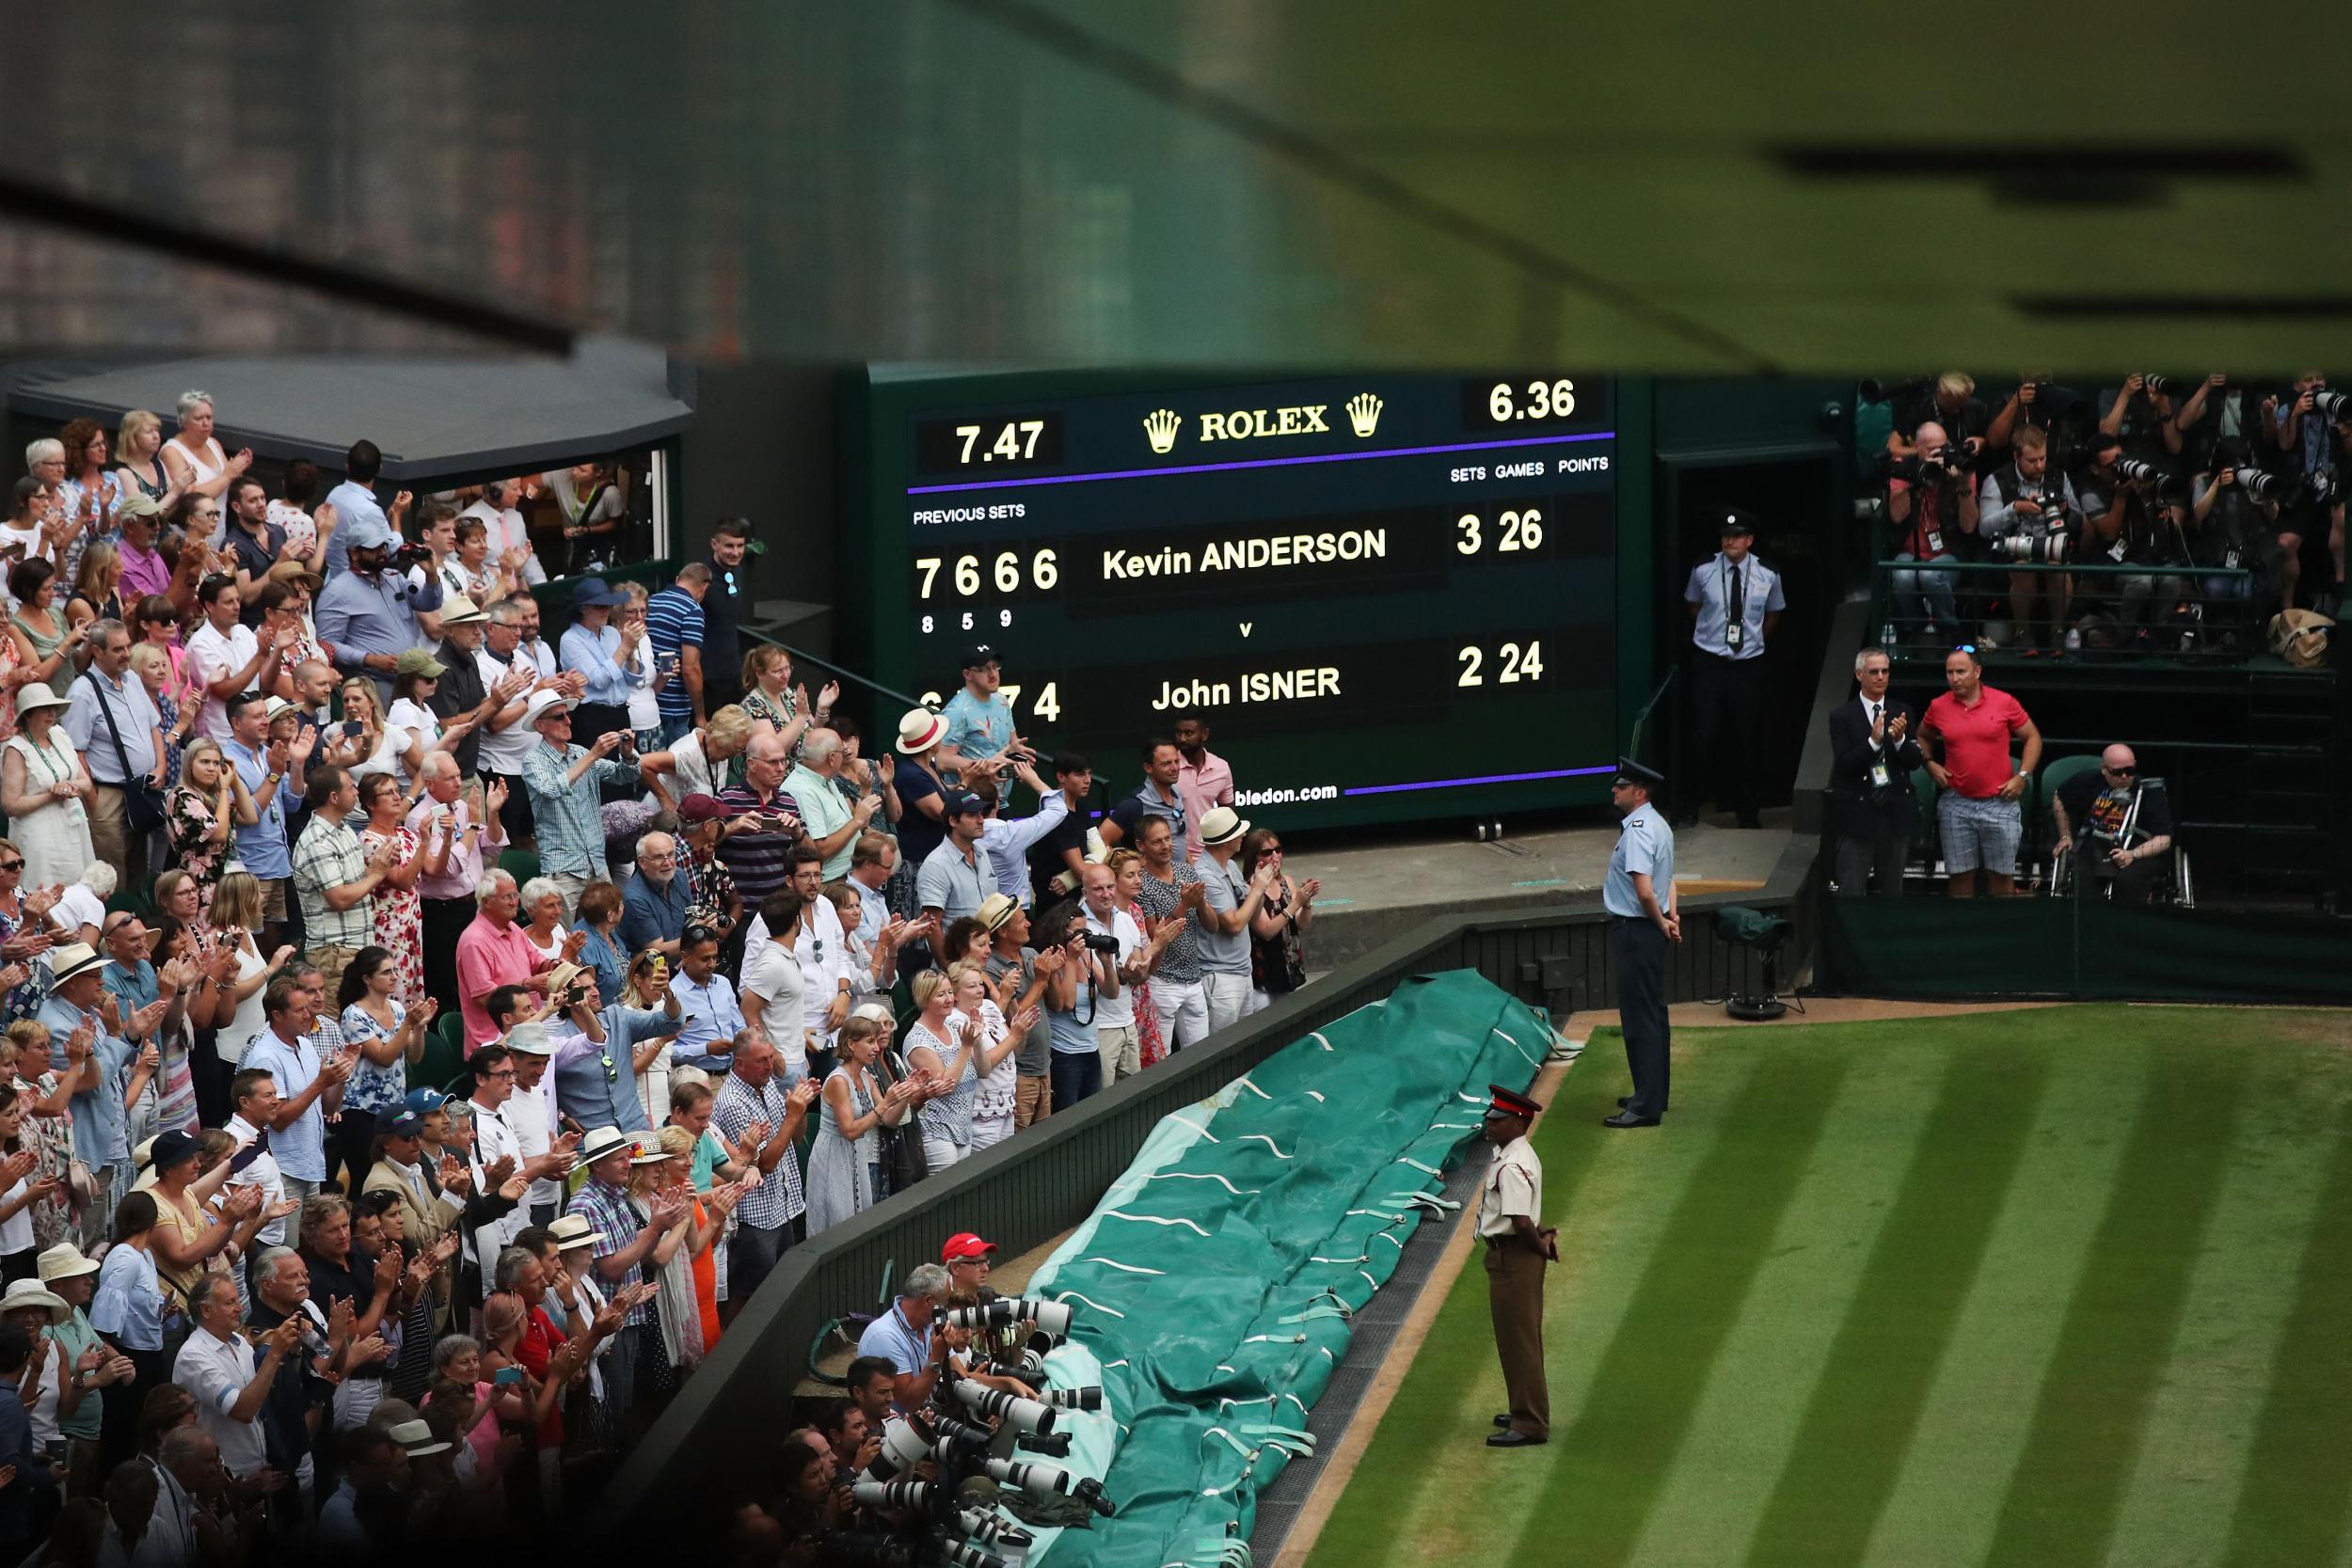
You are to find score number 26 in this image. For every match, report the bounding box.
[1455,508,1542,554]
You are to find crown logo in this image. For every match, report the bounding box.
[1345,392,1383,438]
[1143,408,1181,454]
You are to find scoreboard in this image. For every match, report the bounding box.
[844,369,1640,831]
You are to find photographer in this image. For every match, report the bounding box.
[2188,440,2277,644]
[1977,426,2080,654]
[1884,372,1988,462]
[2086,461,2191,643]
[2271,372,2347,613]
[2097,374,2184,467]
[1884,421,1978,637]
[2170,373,2273,476]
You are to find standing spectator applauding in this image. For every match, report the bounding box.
[63,619,166,890]
[1171,712,1233,863]
[1826,649,1924,897]
[644,563,708,743]
[1920,646,2042,899]
[522,692,633,916]
[1189,807,1274,1034]
[708,1034,814,1313]
[1240,830,1315,1014]
[915,793,991,928]
[1681,510,1785,829]
[559,578,642,747]
[937,646,1019,781]
[291,768,396,998]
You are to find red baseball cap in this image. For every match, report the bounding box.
[942,1232,997,1263]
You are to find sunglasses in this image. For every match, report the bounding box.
[1952,644,1978,655]
[0,862,22,873]
[2104,765,2136,776]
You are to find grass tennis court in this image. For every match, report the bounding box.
[1302,1006,2352,1568]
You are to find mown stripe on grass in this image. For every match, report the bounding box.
[1740,1042,2050,1567]
[1617,1031,1957,1568]
[1305,1030,1757,1568]
[1858,1045,2151,1568]
[1491,1041,1851,1568]
[1979,1051,2244,1566]
[2099,1056,2348,1568]
[2214,1087,2352,1568]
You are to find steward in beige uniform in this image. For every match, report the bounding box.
[1479,1082,1555,1447]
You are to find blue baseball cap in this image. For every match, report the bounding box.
[402,1086,449,1117]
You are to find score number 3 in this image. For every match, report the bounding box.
[1455,508,1543,555]
[1457,640,1544,686]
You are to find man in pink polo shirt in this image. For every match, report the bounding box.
[453,866,580,1047]
[1920,645,2042,899]
[1172,711,1235,863]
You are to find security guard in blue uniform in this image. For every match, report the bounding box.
[1682,510,1785,828]
[1603,758,1678,1128]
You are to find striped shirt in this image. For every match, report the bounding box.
[644,586,704,722]
[713,784,802,907]
[1134,861,1206,984]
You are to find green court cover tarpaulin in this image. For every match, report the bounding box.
[1018,971,1553,1568]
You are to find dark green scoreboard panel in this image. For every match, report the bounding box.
[845,369,1645,830]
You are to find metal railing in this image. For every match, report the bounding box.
[585,831,1824,1548]
[1868,559,2260,664]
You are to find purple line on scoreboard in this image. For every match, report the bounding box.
[1343,765,1617,797]
[906,430,1617,495]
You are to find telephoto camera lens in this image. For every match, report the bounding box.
[2115,458,2160,484]
[951,1380,1057,1434]
[863,1416,938,1481]
[956,1510,1035,1550]
[851,1479,939,1512]
[2142,374,2181,397]
[981,1456,1075,1497]
[1014,1431,1073,1457]
[934,1544,1007,1568]
[1009,1299,1074,1337]
[927,1414,993,1453]
[2312,389,2352,422]
[2238,470,2281,504]
[1039,1386,1105,1412]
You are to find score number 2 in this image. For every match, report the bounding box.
[1455,508,1543,554]
[1457,640,1544,686]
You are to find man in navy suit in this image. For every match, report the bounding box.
[1827,647,1925,895]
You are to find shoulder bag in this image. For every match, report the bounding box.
[82,670,167,833]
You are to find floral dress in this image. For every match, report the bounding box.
[11,1076,76,1249]
[359,825,424,1003]
[166,784,227,918]
[266,499,316,562]
[1127,898,1168,1069]
[0,900,50,1024]
[152,687,185,808]
[340,999,410,1121]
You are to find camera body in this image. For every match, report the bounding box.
[1078,931,1120,956]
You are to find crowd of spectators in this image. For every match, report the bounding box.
[0,391,1327,1559]
[1875,370,2348,654]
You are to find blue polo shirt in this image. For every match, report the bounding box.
[222,737,300,880]
[855,1301,934,1385]
[41,999,132,1171]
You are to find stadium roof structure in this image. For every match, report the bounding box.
[2,8,2349,372]
[2,336,694,483]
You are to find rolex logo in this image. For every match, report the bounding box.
[1143,408,1181,454]
[1345,392,1384,437]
